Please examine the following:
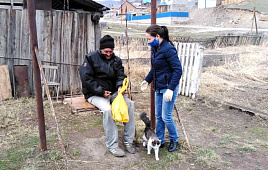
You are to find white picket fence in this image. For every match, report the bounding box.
[174,42,204,99]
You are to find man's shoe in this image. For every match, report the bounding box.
[168,141,179,152]
[160,143,165,148]
[123,140,135,154]
[108,147,125,157]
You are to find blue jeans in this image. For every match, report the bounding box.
[155,86,179,144]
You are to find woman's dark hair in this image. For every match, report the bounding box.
[146,24,174,46]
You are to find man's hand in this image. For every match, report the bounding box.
[104,91,111,98]
[118,86,125,95]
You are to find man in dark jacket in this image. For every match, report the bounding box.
[80,35,135,157]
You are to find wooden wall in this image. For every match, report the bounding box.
[0,8,101,96]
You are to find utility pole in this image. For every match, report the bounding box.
[26,0,47,150]
[150,0,156,129]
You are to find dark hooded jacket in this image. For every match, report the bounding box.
[145,40,182,91]
[80,50,126,99]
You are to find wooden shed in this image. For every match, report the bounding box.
[0,0,109,98]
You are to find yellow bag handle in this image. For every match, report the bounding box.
[119,78,128,94]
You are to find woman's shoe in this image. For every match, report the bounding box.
[160,143,165,148]
[168,141,179,152]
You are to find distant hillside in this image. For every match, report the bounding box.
[226,0,268,13]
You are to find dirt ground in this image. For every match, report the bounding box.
[1,6,268,170]
[1,44,268,170]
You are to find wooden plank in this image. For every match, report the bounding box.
[189,44,199,99]
[67,11,73,93]
[181,43,190,96]
[178,43,186,94]
[36,10,44,62]
[43,10,52,62]
[185,43,195,97]
[0,9,8,65]
[94,17,101,50]
[7,8,16,96]
[0,65,12,101]
[60,11,65,93]
[63,96,98,113]
[19,9,24,62]
[71,12,79,91]
[14,9,21,65]
[87,13,95,53]
[51,10,57,64]
[195,46,204,97]
[190,44,203,99]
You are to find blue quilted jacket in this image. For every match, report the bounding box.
[145,40,182,91]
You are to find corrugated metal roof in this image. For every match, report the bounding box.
[143,0,151,3]
[158,1,167,6]
[68,0,109,11]
[52,0,109,11]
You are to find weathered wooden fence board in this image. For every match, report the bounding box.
[0,8,100,97]
[174,42,204,99]
[0,65,12,101]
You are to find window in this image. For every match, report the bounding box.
[130,9,134,12]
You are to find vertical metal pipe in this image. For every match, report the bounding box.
[150,0,156,129]
[27,0,47,150]
[151,0,156,25]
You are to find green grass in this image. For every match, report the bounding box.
[203,126,218,133]
[0,136,39,170]
[92,116,103,127]
[194,148,221,167]
[250,127,268,138]
[69,149,80,157]
[0,132,61,170]
[136,145,185,169]
[237,144,256,152]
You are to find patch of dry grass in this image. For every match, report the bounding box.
[199,45,268,112]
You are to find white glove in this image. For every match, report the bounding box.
[140,80,149,91]
[164,89,173,102]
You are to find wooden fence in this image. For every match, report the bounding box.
[175,43,204,99]
[0,7,101,97]
[114,34,263,50]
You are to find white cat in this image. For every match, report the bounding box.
[140,112,161,161]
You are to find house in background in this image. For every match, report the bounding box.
[165,0,198,12]
[119,0,136,15]
[158,1,168,13]
[198,0,217,8]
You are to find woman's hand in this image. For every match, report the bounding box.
[140,80,149,91]
[164,89,173,102]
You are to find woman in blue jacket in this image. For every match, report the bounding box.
[141,25,182,152]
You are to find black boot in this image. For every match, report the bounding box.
[168,141,178,152]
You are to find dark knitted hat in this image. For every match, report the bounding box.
[100,35,114,49]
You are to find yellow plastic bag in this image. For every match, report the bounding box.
[111,78,129,123]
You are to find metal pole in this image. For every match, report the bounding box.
[27,0,47,150]
[150,0,156,129]
[125,7,132,100]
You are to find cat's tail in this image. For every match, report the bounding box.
[139,112,151,128]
